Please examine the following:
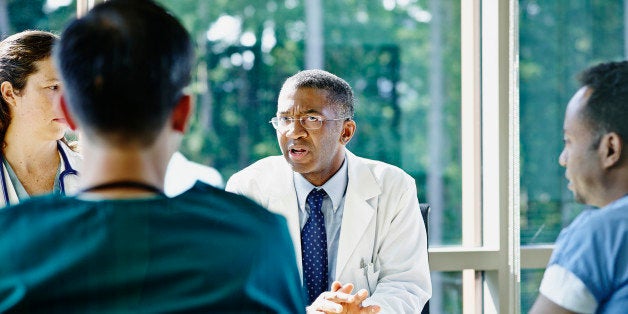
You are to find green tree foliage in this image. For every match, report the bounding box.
[519,0,624,312]
[519,0,623,245]
[5,0,75,35]
[156,1,463,247]
[10,0,463,247]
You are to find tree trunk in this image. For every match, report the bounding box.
[305,0,324,69]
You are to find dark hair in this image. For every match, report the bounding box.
[0,30,57,144]
[280,69,355,119]
[54,0,194,146]
[578,61,628,148]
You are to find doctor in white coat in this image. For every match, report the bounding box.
[227,69,430,313]
[0,139,81,207]
[164,151,224,196]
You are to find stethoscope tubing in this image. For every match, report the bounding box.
[0,141,78,205]
[57,141,78,194]
[0,163,8,205]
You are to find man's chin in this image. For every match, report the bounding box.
[573,192,586,205]
[288,163,310,174]
[285,160,312,175]
[283,154,308,171]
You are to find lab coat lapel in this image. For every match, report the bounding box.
[63,174,81,196]
[0,165,19,206]
[335,151,380,279]
[265,161,303,279]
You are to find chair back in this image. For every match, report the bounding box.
[419,203,430,314]
[419,203,430,238]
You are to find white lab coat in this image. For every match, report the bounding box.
[226,149,431,313]
[164,151,224,197]
[0,140,82,207]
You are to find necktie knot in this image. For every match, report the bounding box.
[306,188,327,213]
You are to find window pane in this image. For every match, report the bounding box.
[520,269,544,313]
[430,271,463,314]
[519,1,626,311]
[519,0,624,245]
[155,0,463,246]
[157,0,462,310]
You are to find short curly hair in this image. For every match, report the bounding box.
[578,61,628,148]
[279,69,354,119]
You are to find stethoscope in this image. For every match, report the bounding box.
[0,141,78,204]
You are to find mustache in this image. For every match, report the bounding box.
[287,140,310,149]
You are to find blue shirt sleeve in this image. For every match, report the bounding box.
[548,206,628,309]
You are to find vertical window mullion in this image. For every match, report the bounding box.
[461,0,483,312]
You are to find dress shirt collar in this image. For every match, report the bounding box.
[294,155,348,214]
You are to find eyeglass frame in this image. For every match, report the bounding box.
[269,115,351,131]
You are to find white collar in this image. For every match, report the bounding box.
[294,156,348,213]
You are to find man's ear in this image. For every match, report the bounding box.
[59,94,78,131]
[339,119,356,145]
[1,81,17,107]
[171,94,192,133]
[600,132,623,168]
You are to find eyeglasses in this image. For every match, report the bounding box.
[269,115,349,131]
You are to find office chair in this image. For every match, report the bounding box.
[419,203,430,314]
[419,203,430,238]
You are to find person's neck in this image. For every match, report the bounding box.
[595,168,628,208]
[3,134,59,174]
[79,140,170,200]
[302,155,345,187]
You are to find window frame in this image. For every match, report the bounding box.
[429,0,525,313]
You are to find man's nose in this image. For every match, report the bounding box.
[558,149,567,167]
[285,118,307,138]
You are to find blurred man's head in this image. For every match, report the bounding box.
[55,0,194,147]
[559,61,628,207]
